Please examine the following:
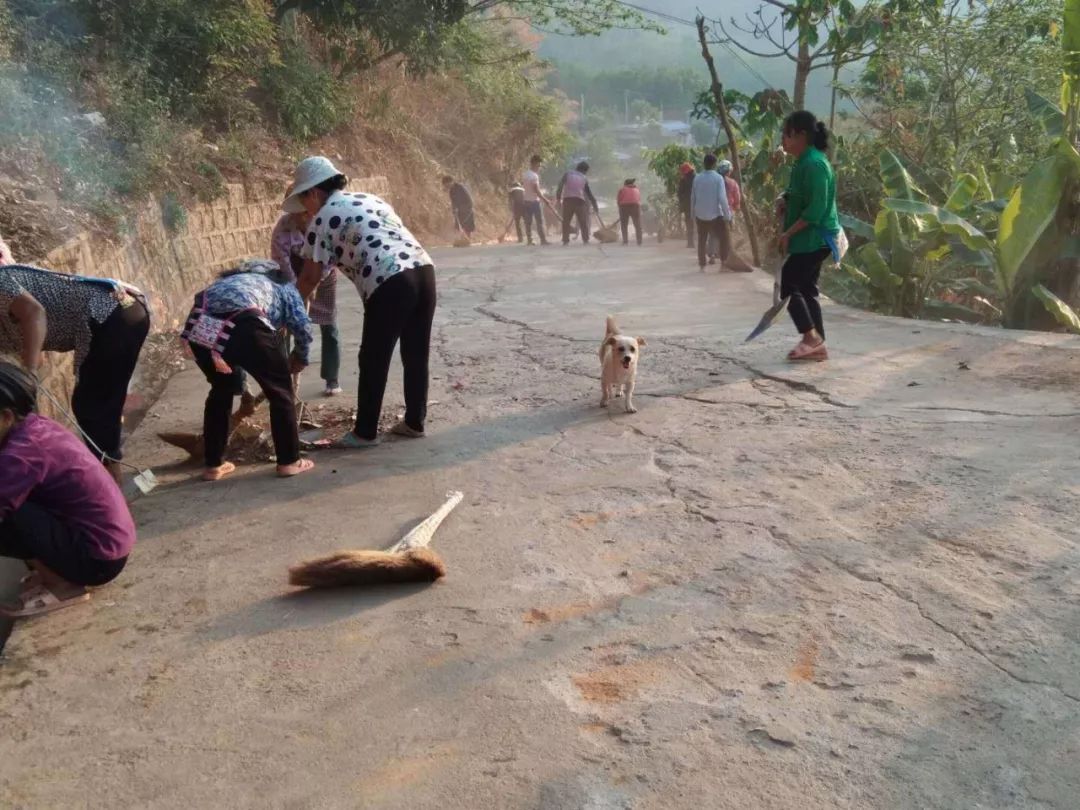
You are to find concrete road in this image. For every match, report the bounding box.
[3,242,1080,809]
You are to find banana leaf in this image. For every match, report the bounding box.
[944,173,979,214]
[1032,284,1080,334]
[997,141,1080,295]
[879,149,927,203]
[1025,89,1064,138]
[882,199,994,254]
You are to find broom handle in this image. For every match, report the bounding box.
[390,491,464,553]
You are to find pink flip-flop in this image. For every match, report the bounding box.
[0,585,90,618]
[202,461,236,482]
[277,458,315,478]
[788,340,828,362]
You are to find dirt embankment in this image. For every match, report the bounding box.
[2,63,531,265]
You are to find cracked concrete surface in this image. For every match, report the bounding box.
[3,243,1080,809]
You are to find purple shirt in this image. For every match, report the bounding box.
[0,414,136,560]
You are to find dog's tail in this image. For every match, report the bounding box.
[605,315,619,338]
[289,548,446,588]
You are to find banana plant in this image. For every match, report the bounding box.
[837,151,994,320]
[882,138,1080,326]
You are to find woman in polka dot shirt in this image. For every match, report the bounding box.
[283,156,436,447]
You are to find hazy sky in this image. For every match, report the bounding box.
[538,0,855,112]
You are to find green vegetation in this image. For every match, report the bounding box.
[0,0,643,239]
[639,0,1080,334]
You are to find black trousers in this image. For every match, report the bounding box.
[619,203,642,245]
[355,265,437,440]
[72,298,150,462]
[696,217,731,268]
[192,316,299,467]
[683,209,695,247]
[562,198,590,244]
[781,248,832,337]
[523,202,546,244]
[0,501,127,587]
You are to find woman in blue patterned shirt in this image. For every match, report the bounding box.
[183,260,314,480]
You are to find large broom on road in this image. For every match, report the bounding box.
[288,491,463,588]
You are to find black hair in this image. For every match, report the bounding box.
[530,154,542,165]
[575,161,590,173]
[313,173,348,195]
[783,110,830,151]
[0,362,37,417]
[441,175,454,184]
[703,153,718,169]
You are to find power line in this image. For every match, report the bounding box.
[609,0,779,91]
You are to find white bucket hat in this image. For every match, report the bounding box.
[281,156,344,213]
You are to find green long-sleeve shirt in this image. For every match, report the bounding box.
[783,146,840,255]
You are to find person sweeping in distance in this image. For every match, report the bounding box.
[617,178,643,246]
[0,363,136,618]
[442,175,476,244]
[677,162,696,249]
[556,161,601,245]
[776,110,841,362]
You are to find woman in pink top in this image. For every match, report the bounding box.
[616,178,643,246]
[718,160,742,212]
[271,212,342,396]
[0,363,135,618]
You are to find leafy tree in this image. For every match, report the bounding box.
[275,0,656,75]
[703,0,940,112]
[854,0,1063,190]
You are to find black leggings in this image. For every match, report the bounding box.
[619,203,642,245]
[780,248,832,337]
[355,265,437,440]
[0,501,127,587]
[72,299,150,462]
[191,316,300,467]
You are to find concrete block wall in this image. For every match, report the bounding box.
[32,177,390,414]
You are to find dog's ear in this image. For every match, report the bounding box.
[636,337,647,347]
[606,336,617,347]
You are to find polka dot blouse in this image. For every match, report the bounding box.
[301,191,434,304]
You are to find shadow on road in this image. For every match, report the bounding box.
[197,580,438,643]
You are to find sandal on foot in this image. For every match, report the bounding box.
[389,420,425,438]
[0,585,89,618]
[335,431,381,449]
[277,458,315,478]
[202,461,236,482]
[788,340,828,362]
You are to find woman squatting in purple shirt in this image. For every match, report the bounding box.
[0,362,136,618]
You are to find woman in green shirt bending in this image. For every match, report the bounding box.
[777,110,840,362]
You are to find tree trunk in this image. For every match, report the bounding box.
[793,40,811,111]
[829,60,840,130]
[697,17,762,267]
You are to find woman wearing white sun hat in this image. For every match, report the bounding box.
[284,156,437,447]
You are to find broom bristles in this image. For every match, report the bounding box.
[157,431,205,456]
[288,548,446,588]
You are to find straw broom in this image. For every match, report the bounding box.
[593,212,618,244]
[288,491,463,588]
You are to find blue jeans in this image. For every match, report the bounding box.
[523,201,546,243]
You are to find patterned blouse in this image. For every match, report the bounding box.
[270,213,338,326]
[201,271,313,364]
[0,264,143,370]
[301,191,434,304]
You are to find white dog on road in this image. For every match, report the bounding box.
[599,315,645,413]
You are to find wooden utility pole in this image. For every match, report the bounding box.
[696,16,762,267]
